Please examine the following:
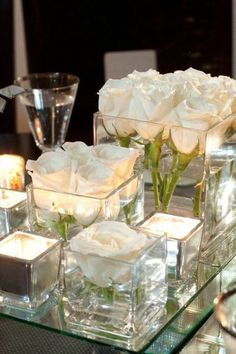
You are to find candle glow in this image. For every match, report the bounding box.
[0,154,25,190]
[142,213,201,240]
[0,232,57,260]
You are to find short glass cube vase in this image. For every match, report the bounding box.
[63,224,167,351]
[138,212,203,281]
[94,111,236,252]
[0,231,61,310]
[26,171,144,242]
[0,188,27,237]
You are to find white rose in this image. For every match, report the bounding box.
[70,194,120,227]
[170,126,202,155]
[130,85,175,140]
[93,144,139,180]
[98,78,136,137]
[26,150,77,192]
[69,221,148,287]
[27,148,125,227]
[171,98,222,130]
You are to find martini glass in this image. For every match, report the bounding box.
[15,73,79,152]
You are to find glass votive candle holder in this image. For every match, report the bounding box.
[214,288,236,354]
[0,231,61,310]
[138,212,203,281]
[63,222,167,351]
[0,154,25,190]
[0,188,27,237]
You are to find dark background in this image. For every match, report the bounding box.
[0,0,232,144]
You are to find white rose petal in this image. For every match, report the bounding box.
[26,150,77,192]
[128,69,160,82]
[171,126,200,155]
[62,141,96,164]
[75,160,121,195]
[93,144,139,180]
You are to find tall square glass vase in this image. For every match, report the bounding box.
[26,172,144,241]
[94,111,236,253]
[63,226,167,352]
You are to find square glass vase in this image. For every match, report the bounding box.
[26,172,144,242]
[0,231,61,310]
[0,188,27,237]
[94,111,236,253]
[63,226,167,352]
[138,212,203,282]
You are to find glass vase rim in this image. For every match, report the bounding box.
[26,171,142,201]
[14,72,80,91]
[94,110,236,133]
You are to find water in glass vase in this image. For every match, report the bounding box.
[21,93,74,152]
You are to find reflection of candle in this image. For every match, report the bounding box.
[0,231,61,310]
[141,213,201,240]
[0,154,25,190]
[0,189,27,237]
[0,189,26,209]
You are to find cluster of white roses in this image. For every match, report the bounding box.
[26,142,139,228]
[99,68,236,154]
[26,141,139,196]
[99,67,236,130]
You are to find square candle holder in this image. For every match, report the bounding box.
[63,226,167,352]
[0,188,27,237]
[26,171,144,241]
[94,111,236,253]
[0,231,61,311]
[138,212,203,281]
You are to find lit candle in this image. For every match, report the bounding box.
[0,154,25,190]
[141,213,201,240]
[140,212,203,280]
[0,232,54,260]
[0,231,61,310]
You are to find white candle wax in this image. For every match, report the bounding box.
[0,189,26,209]
[143,213,200,240]
[0,232,57,260]
[0,154,25,190]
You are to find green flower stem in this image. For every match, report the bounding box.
[48,214,77,242]
[161,152,192,212]
[148,135,163,210]
[161,173,180,212]
[118,136,131,148]
[151,169,160,210]
[144,143,150,169]
[123,192,138,224]
[192,180,204,217]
